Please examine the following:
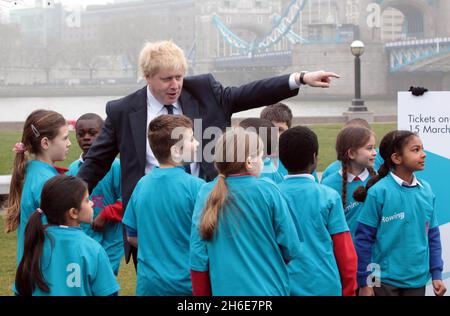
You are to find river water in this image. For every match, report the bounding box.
[0,96,397,122]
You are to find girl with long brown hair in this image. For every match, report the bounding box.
[15,175,119,296]
[4,110,71,264]
[322,126,377,239]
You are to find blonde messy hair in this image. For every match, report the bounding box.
[139,41,188,78]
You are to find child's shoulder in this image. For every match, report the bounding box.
[321,170,342,186]
[67,160,81,175]
[366,175,392,197]
[416,177,434,195]
[77,229,105,253]
[325,160,341,171]
[316,181,340,196]
[256,176,280,189]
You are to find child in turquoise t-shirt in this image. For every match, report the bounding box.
[4,110,71,264]
[123,114,205,296]
[321,119,383,182]
[15,175,119,296]
[67,113,124,275]
[190,127,301,296]
[321,126,377,239]
[278,126,357,296]
[354,130,446,296]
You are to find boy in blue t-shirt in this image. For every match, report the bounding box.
[67,113,124,275]
[278,126,358,296]
[260,103,319,182]
[123,114,205,296]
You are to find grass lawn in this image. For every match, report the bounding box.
[0,122,396,296]
[0,123,396,175]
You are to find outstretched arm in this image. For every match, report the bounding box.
[213,71,340,116]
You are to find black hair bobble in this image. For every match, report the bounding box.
[409,86,428,96]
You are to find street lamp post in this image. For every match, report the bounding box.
[349,40,368,112]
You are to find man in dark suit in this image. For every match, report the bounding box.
[77,41,339,268]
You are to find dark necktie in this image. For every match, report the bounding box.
[164,104,175,115]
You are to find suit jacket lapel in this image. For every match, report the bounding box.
[179,90,200,121]
[129,86,148,170]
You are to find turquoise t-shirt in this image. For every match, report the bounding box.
[321,149,383,182]
[67,158,123,275]
[17,160,59,264]
[357,173,439,288]
[321,170,371,239]
[277,159,319,182]
[123,167,205,296]
[190,175,301,296]
[30,226,119,296]
[260,157,284,183]
[279,175,349,296]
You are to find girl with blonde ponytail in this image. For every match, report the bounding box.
[4,110,71,264]
[190,127,300,296]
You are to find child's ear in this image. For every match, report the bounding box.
[170,145,182,163]
[347,148,356,160]
[40,137,50,151]
[391,152,402,166]
[68,208,79,220]
[245,156,253,171]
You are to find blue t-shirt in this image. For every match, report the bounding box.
[30,226,119,296]
[321,170,371,239]
[123,167,205,296]
[357,173,439,288]
[190,175,301,296]
[17,160,59,264]
[321,150,383,182]
[260,158,284,183]
[67,158,123,275]
[279,175,349,296]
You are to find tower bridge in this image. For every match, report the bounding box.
[192,0,450,94]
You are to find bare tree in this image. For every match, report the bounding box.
[0,24,21,84]
[26,40,65,84]
[67,40,102,81]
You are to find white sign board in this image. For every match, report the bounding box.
[398,92,450,295]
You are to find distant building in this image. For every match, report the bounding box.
[62,0,195,52]
[9,2,64,45]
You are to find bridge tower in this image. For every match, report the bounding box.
[193,0,283,74]
[355,0,448,42]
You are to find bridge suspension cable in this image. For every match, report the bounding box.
[212,0,309,53]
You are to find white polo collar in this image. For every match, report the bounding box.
[338,168,370,183]
[284,174,316,181]
[390,172,423,188]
